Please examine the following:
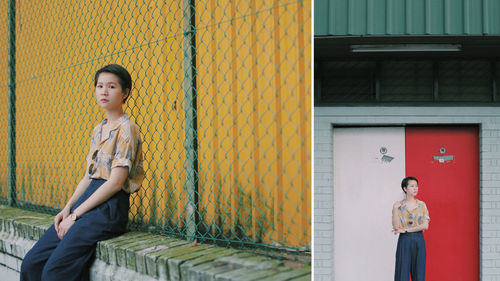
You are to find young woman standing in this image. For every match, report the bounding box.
[393,176,430,281]
[20,64,144,281]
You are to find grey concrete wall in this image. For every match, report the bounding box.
[314,106,500,281]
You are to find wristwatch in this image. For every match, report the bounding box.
[69,213,78,221]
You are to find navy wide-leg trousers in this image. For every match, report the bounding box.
[395,231,426,281]
[20,179,130,281]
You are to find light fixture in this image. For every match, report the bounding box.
[350,44,462,52]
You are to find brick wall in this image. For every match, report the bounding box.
[314,106,500,281]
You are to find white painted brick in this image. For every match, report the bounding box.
[482,267,500,275]
[484,260,496,267]
[481,123,500,130]
[483,182,500,188]
[482,188,495,195]
[314,259,333,268]
[0,264,19,281]
[483,209,500,216]
[314,223,333,231]
[481,202,494,209]
[314,158,333,166]
[313,268,333,275]
[314,237,332,245]
[315,136,332,144]
[480,275,499,281]
[482,217,493,224]
[314,178,331,185]
[482,137,500,145]
[315,200,332,209]
[314,150,332,159]
[484,224,500,231]
[483,195,500,201]
[482,130,500,137]
[315,131,333,139]
[314,273,334,281]
[314,164,331,172]
[315,187,333,194]
[316,144,332,152]
[314,215,332,223]
[314,252,332,260]
[4,255,17,270]
[483,238,500,245]
[482,166,500,173]
[315,230,333,239]
[482,246,495,253]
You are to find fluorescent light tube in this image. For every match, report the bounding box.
[351,44,462,52]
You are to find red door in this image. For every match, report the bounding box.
[405,126,479,281]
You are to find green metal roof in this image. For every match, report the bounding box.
[315,0,500,36]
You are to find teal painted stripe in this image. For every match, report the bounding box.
[314,0,328,35]
[315,0,500,36]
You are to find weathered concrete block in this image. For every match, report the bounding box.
[142,239,190,279]
[179,247,238,279]
[258,267,311,281]
[189,261,243,281]
[0,205,311,281]
[165,244,215,281]
[114,234,157,268]
[124,236,176,273]
[100,232,151,266]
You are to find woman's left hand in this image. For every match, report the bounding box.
[57,217,75,239]
[392,227,405,235]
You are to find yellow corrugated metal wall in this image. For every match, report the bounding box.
[196,0,311,247]
[10,0,310,250]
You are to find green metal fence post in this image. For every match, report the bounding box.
[183,0,199,241]
[7,0,16,207]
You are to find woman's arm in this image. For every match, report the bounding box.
[56,167,128,239]
[72,167,128,217]
[65,176,92,210]
[392,201,402,231]
[406,219,429,233]
[54,176,91,232]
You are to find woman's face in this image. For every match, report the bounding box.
[404,180,418,197]
[95,72,127,111]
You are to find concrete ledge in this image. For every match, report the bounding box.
[0,205,310,281]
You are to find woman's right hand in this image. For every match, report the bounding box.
[54,206,71,233]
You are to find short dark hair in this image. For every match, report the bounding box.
[94,64,132,103]
[401,176,418,193]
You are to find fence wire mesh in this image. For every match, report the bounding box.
[0,0,311,260]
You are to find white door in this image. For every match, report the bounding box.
[333,127,405,281]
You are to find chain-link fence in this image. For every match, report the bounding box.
[0,0,311,260]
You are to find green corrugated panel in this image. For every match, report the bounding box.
[315,0,500,36]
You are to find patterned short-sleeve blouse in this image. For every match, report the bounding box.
[396,199,430,229]
[86,114,144,193]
